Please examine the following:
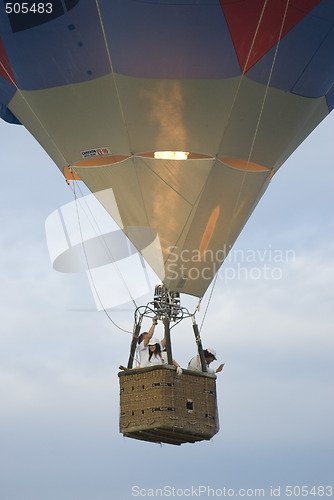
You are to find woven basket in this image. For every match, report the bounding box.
[118,365,219,445]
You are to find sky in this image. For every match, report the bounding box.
[0,109,333,500]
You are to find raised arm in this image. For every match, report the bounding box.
[143,318,157,346]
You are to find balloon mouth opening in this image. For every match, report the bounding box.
[137,151,213,160]
[154,151,189,160]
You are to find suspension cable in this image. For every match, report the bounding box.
[198,0,291,332]
[69,175,133,334]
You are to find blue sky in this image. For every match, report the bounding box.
[0,112,333,500]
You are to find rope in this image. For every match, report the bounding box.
[0,59,68,167]
[198,0,291,331]
[69,178,138,308]
[199,274,218,334]
[91,4,164,280]
[69,174,133,334]
[226,0,291,218]
[94,0,133,152]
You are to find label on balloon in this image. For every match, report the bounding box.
[81,147,112,159]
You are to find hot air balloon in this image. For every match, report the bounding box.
[1,0,334,444]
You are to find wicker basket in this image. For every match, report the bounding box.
[118,365,219,445]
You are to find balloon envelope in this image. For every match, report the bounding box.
[1,0,334,297]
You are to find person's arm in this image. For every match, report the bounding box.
[172,359,182,375]
[143,317,157,346]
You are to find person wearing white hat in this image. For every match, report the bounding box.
[136,316,166,366]
[143,336,165,366]
[141,337,182,375]
[187,348,224,375]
